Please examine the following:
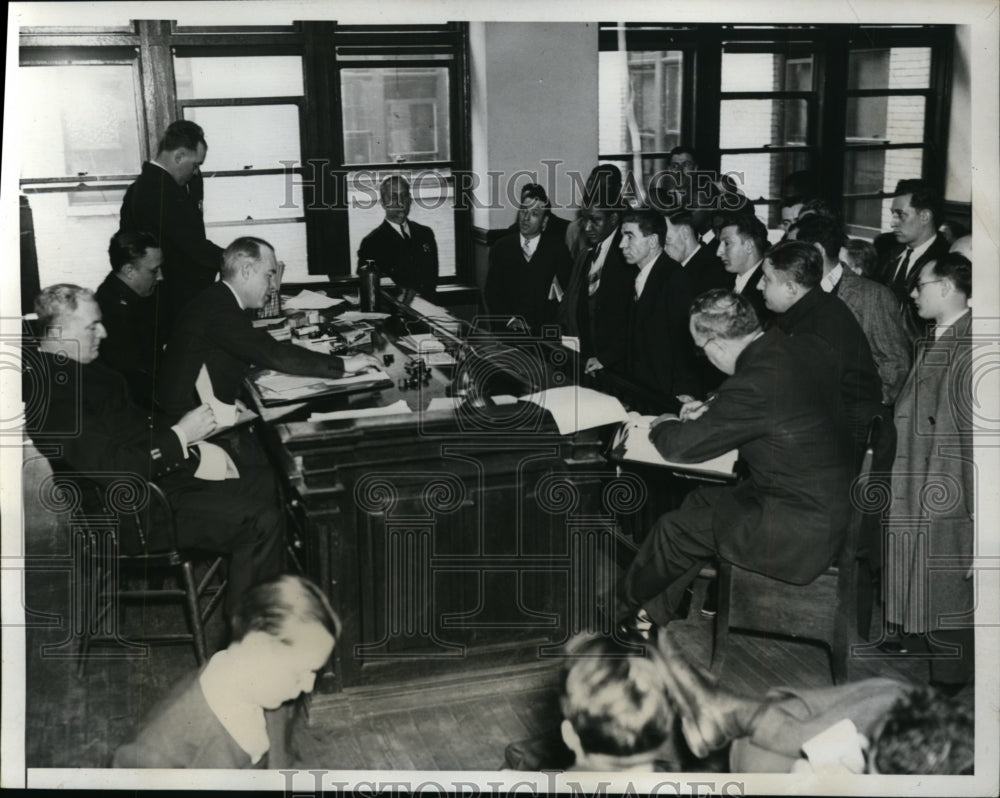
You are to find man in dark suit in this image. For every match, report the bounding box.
[761,241,884,464]
[617,208,700,410]
[622,290,853,628]
[95,231,165,409]
[877,179,951,342]
[357,175,439,301]
[25,285,285,617]
[157,236,376,422]
[119,120,223,328]
[664,209,732,298]
[557,184,635,377]
[715,212,771,324]
[486,183,572,335]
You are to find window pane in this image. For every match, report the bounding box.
[842,147,924,233]
[340,68,451,164]
[183,105,301,172]
[174,56,304,99]
[599,51,683,156]
[346,169,455,278]
[28,189,124,290]
[722,51,814,93]
[846,95,925,142]
[719,99,809,148]
[19,65,142,179]
[206,222,317,283]
[201,175,304,223]
[848,47,931,90]
[721,151,810,207]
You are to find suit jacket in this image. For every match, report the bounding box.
[736,262,771,325]
[357,218,438,300]
[485,228,571,336]
[683,243,733,298]
[831,270,911,405]
[877,233,951,343]
[113,667,291,768]
[95,273,163,409]
[119,162,223,322]
[620,252,700,403]
[157,282,346,421]
[887,310,974,634]
[651,328,854,584]
[557,231,636,370]
[774,286,884,451]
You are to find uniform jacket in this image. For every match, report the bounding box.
[357,218,439,300]
[651,328,854,584]
[119,163,223,320]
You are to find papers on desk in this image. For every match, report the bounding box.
[518,385,629,435]
[252,317,284,328]
[397,333,446,353]
[309,400,412,423]
[561,336,580,353]
[415,351,457,367]
[337,310,392,322]
[612,412,738,478]
[283,290,346,310]
[253,368,392,404]
[195,364,258,434]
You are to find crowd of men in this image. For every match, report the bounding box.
[23,117,977,771]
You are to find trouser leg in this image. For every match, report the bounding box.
[624,486,718,626]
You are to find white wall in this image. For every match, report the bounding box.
[945,25,971,202]
[469,22,598,231]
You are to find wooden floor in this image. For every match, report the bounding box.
[18,448,937,771]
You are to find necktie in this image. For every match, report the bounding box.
[587,246,601,296]
[892,248,912,295]
[522,239,532,262]
[400,223,411,242]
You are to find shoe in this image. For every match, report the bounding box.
[654,629,758,759]
[701,579,718,617]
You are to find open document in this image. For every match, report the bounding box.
[518,385,629,435]
[253,368,392,406]
[611,412,738,478]
[196,364,258,433]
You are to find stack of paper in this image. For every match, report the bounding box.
[397,333,446,353]
[308,400,411,423]
[518,385,629,435]
[284,290,345,310]
[612,412,738,477]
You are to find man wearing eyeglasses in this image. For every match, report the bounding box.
[620,289,852,634]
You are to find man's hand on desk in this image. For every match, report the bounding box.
[341,354,383,374]
[678,393,719,423]
[584,357,604,375]
[177,403,217,444]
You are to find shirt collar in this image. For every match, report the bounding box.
[634,251,660,298]
[680,244,700,268]
[907,235,936,265]
[934,308,970,339]
[386,219,410,238]
[221,279,245,310]
[733,259,762,294]
[520,233,541,256]
[820,262,844,293]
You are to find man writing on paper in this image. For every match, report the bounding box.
[24,285,284,617]
[157,236,377,423]
[620,290,853,636]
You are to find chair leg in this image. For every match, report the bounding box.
[179,561,208,665]
[75,531,98,678]
[710,562,732,675]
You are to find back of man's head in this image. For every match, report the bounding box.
[108,231,159,273]
[157,120,206,155]
[34,284,94,332]
[718,211,768,257]
[560,634,674,762]
[689,289,761,342]
[894,179,942,227]
[222,236,273,279]
[788,214,845,264]
[869,686,974,775]
[765,240,824,289]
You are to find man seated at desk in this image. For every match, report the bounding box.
[95,231,165,409]
[357,175,439,302]
[620,290,853,635]
[157,236,376,422]
[25,285,285,618]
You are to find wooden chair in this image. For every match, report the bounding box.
[710,418,881,684]
[44,466,228,676]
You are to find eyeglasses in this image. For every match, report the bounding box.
[914,279,944,290]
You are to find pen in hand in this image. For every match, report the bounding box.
[679,392,718,422]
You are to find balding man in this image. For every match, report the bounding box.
[24,285,284,617]
[357,175,439,301]
[119,120,223,325]
[157,236,375,422]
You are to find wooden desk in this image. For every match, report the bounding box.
[248,292,644,691]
